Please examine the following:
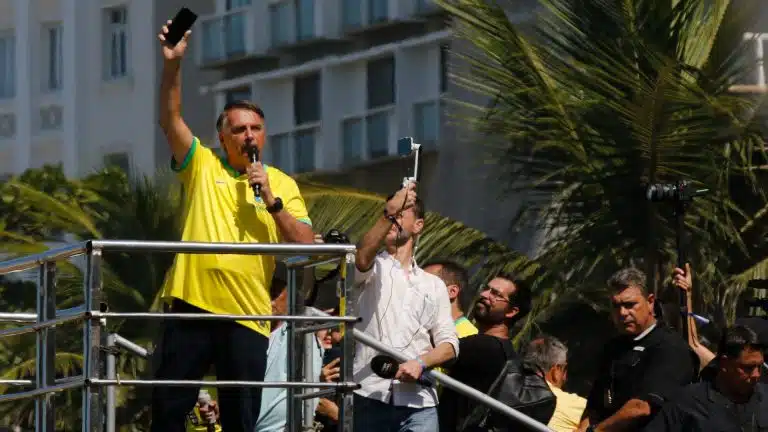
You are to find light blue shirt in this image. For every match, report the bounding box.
[255,322,324,431]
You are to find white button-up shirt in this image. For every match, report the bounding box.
[353,252,459,408]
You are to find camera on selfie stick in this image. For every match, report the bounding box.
[398,137,423,187]
[646,180,709,338]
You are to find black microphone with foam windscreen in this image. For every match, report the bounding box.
[246,146,260,198]
[371,354,434,387]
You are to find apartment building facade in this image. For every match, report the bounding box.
[0,0,219,179]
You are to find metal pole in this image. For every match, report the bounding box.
[35,262,56,432]
[82,247,106,432]
[303,332,315,430]
[106,334,117,432]
[338,253,357,432]
[304,310,552,432]
[286,267,306,431]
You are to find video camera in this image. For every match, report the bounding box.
[646,180,709,203]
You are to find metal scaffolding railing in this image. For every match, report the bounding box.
[0,240,360,432]
[0,239,552,432]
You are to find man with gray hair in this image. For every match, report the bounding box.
[525,335,586,432]
[577,267,696,431]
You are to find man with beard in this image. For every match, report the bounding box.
[577,268,697,432]
[353,183,458,432]
[437,273,532,431]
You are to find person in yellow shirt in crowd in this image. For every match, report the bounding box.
[524,335,587,432]
[153,20,314,432]
[186,390,221,432]
[423,259,479,337]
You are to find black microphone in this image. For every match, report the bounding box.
[371,354,433,387]
[246,146,260,198]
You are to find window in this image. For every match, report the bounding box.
[226,0,251,9]
[294,73,321,125]
[367,57,395,109]
[297,0,315,41]
[104,6,128,80]
[342,0,362,29]
[342,118,363,165]
[369,0,389,24]
[416,0,438,13]
[269,133,292,170]
[440,44,448,93]
[414,101,439,147]
[42,25,63,91]
[294,130,316,173]
[225,87,252,103]
[270,2,292,47]
[0,34,15,99]
[103,152,131,175]
[366,111,390,158]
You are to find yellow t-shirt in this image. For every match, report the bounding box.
[454,316,478,338]
[161,137,312,337]
[547,383,587,432]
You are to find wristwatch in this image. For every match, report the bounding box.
[267,197,283,214]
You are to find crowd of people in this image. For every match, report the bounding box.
[154,20,768,432]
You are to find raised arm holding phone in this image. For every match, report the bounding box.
[151,11,313,432]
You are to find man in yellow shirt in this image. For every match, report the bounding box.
[423,259,478,337]
[152,22,314,432]
[524,335,587,432]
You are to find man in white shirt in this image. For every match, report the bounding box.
[353,182,459,432]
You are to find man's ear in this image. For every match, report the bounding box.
[647,293,656,308]
[413,218,425,235]
[447,284,459,301]
[505,306,520,320]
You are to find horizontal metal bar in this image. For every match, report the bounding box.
[0,312,86,338]
[91,312,360,323]
[0,378,85,403]
[88,379,361,390]
[304,309,553,432]
[0,375,85,387]
[284,255,344,269]
[295,389,338,401]
[89,240,356,256]
[296,322,341,335]
[0,243,87,275]
[113,334,149,359]
[0,305,86,324]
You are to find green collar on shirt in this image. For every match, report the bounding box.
[455,316,470,326]
[218,155,269,179]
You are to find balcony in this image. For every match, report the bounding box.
[197,7,275,68]
[341,0,427,36]
[268,0,349,54]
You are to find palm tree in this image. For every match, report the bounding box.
[0,167,530,429]
[436,0,768,327]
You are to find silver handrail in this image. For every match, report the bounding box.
[0,240,359,432]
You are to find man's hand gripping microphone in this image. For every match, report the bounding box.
[247,146,260,199]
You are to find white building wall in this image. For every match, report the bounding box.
[0,0,218,180]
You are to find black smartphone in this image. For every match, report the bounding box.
[165,7,198,47]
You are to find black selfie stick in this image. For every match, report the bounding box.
[647,180,709,339]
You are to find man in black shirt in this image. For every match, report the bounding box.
[578,268,697,431]
[643,325,768,431]
[437,273,532,431]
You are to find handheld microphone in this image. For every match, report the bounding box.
[197,390,216,432]
[246,146,260,198]
[371,354,433,387]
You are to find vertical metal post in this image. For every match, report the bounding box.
[337,253,357,431]
[303,332,315,429]
[105,333,117,432]
[35,261,57,432]
[82,246,105,431]
[285,267,297,431]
